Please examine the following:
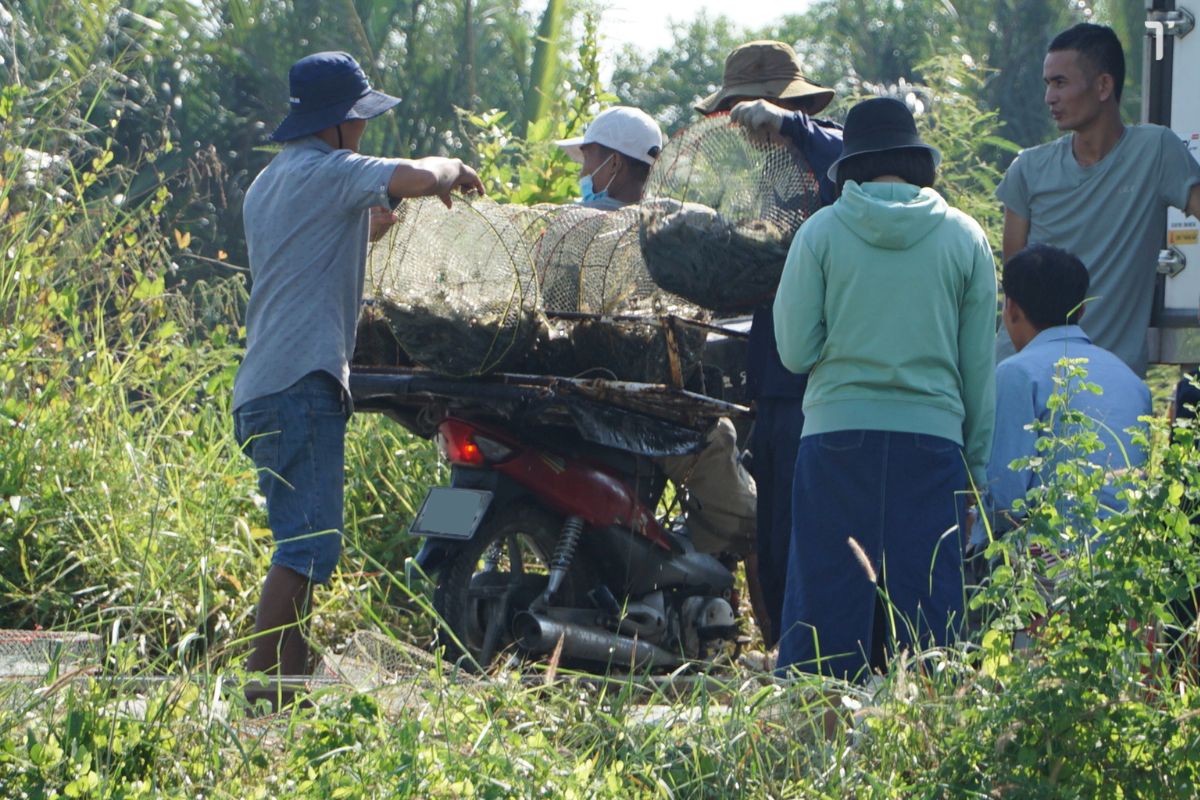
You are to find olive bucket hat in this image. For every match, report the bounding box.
[694,40,834,115]
[269,51,400,143]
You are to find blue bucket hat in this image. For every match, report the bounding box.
[269,52,401,143]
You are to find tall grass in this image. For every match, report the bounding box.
[0,3,443,657]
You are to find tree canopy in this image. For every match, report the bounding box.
[1,0,1150,275]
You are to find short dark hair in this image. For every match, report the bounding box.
[1002,244,1090,329]
[835,147,936,195]
[1049,23,1125,102]
[595,144,653,182]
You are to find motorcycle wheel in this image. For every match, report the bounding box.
[433,502,593,668]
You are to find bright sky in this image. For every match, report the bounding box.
[592,1,810,54]
[523,1,813,59]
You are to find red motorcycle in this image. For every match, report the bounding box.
[351,368,747,670]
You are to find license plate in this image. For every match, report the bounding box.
[409,487,493,540]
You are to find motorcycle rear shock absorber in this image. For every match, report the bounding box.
[541,515,584,605]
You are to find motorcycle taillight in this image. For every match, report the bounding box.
[437,419,513,466]
[473,435,514,463]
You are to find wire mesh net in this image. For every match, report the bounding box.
[0,630,101,677]
[533,204,708,383]
[536,205,656,316]
[568,315,708,385]
[639,115,823,314]
[320,629,440,690]
[360,193,715,385]
[366,195,543,376]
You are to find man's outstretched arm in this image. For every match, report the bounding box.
[388,157,485,207]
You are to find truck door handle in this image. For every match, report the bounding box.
[1158,246,1188,278]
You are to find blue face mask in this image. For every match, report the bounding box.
[579,155,615,204]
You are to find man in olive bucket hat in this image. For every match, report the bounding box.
[696,41,844,650]
[233,51,484,710]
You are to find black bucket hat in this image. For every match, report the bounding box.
[826,97,941,182]
[270,52,400,143]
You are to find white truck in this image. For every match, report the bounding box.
[1146,0,1200,363]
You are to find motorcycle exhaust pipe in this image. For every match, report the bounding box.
[513,612,682,670]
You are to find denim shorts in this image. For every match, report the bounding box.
[233,371,348,584]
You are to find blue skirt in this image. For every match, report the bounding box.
[776,429,967,681]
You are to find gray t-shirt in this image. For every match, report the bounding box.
[995,124,1200,376]
[233,137,400,410]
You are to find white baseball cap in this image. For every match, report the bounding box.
[556,106,664,166]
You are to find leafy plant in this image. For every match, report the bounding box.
[463,12,616,206]
[950,360,1200,796]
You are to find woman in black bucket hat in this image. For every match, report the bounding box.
[772,97,997,682]
[825,97,942,183]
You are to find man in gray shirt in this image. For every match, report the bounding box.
[997,23,1200,376]
[234,52,483,708]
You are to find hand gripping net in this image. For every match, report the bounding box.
[366,196,542,376]
[639,115,823,314]
[533,204,707,384]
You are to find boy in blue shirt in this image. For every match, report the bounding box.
[986,244,1150,538]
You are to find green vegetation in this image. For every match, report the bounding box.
[614,0,1138,146]
[2,1,1199,797]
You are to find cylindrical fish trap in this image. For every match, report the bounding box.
[568,315,708,385]
[366,196,543,376]
[639,116,822,314]
[534,204,708,383]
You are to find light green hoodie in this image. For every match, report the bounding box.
[773,180,997,486]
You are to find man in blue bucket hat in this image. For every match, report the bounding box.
[233,51,484,709]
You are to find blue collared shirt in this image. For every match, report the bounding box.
[580,195,628,211]
[985,325,1151,536]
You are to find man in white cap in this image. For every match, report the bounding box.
[557,107,761,606]
[556,106,664,210]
